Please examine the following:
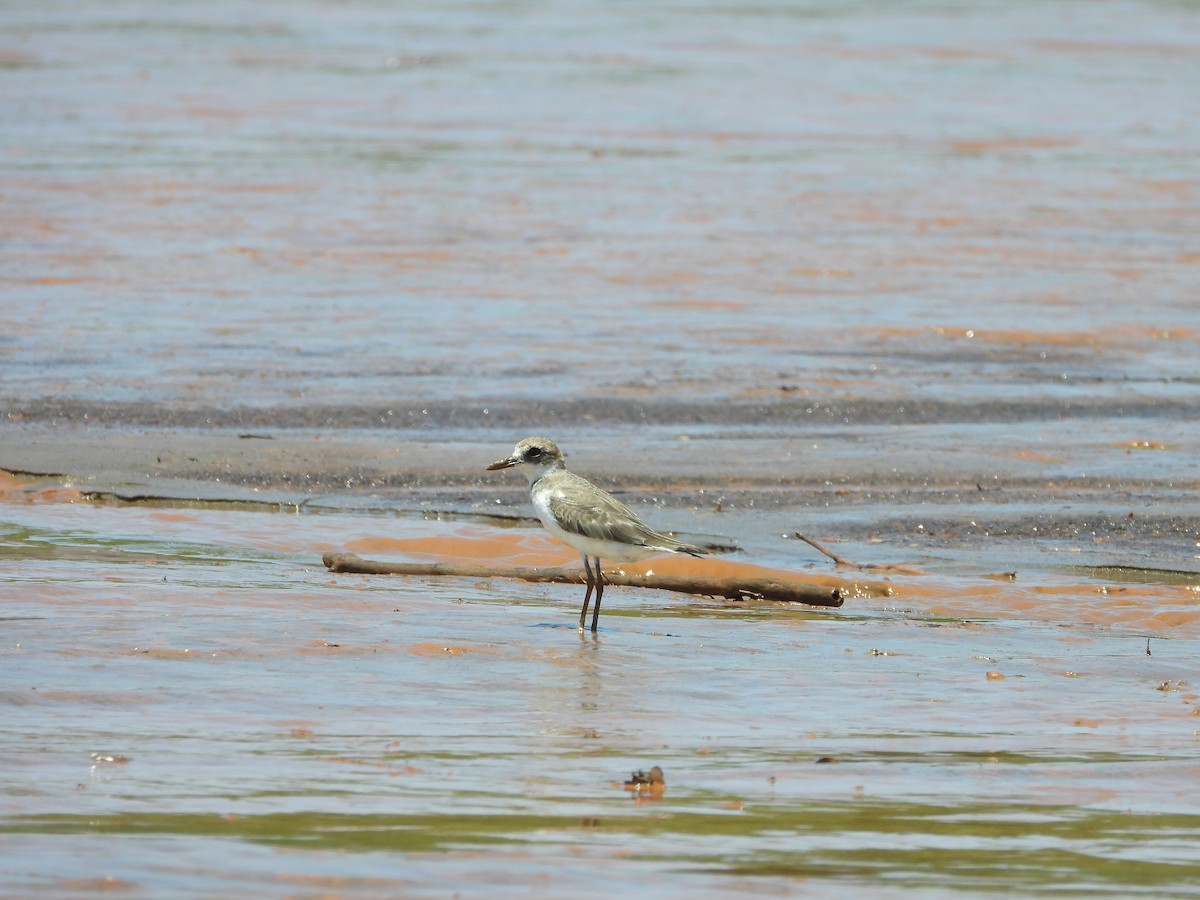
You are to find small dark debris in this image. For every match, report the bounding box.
[624,766,665,788]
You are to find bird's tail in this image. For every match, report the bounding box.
[669,538,706,558]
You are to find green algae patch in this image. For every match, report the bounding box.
[7,801,1200,893]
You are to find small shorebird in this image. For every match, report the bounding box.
[487,436,704,632]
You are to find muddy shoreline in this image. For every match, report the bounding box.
[3,418,1197,579]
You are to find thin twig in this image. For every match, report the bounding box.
[793,532,925,575]
[794,532,859,567]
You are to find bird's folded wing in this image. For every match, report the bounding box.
[547,487,667,548]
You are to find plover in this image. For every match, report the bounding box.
[487,436,704,631]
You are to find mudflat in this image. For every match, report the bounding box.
[3,0,1200,895]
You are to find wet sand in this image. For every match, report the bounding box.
[4,0,1200,896]
[3,467,1200,898]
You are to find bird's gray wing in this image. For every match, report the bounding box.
[546,477,703,555]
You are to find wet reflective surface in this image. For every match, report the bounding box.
[3,0,1200,895]
[2,478,1199,896]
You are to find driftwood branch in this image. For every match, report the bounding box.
[322,552,848,608]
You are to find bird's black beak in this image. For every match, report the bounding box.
[487,456,519,471]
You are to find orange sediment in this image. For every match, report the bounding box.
[897,578,1200,636]
[0,471,88,504]
[346,530,577,567]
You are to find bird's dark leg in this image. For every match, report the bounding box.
[578,554,594,630]
[590,557,605,632]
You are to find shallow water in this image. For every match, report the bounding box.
[2,483,1200,896]
[3,0,1200,896]
[4,0,1199,412]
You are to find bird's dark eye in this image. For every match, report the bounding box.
[525,447,543,460]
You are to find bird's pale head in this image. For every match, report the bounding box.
[487,436,566,483]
